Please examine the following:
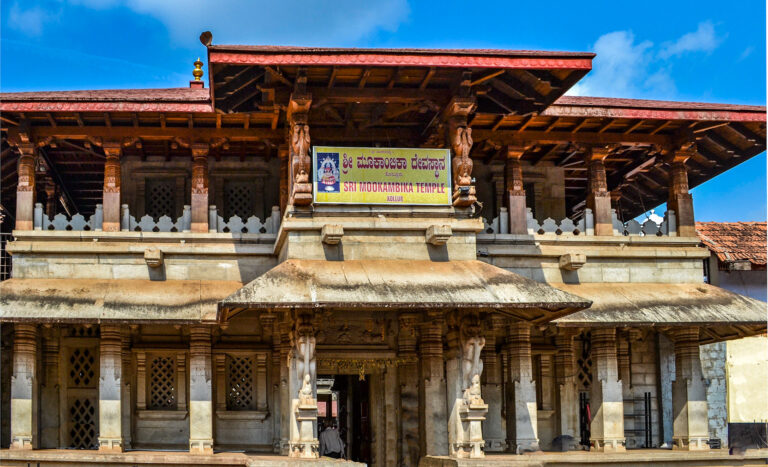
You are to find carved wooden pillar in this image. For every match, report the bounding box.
[554,329,579,450]
[98,324,123,452]
[10,324,38,449]
[667,144,697,237]
[506,322,540,453]
[585,146,613,236]
[398,312,420,466]
[420,311,448,456]
[288,69,313,207]
[506,145,531,234]
[102,142,122,232]
[589,328,626,452]
[670,327,709,450]
[14,142,37,231]
[445,89,477,208]
[191,144,210,233]
[189,325,213,454]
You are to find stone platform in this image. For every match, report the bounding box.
[421,449,768,467]
[0,450,365,467]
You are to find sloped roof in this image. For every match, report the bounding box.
[219,259,591,323]
[697,222,767,266]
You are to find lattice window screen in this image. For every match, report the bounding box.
[223,180,256,220]
[145,178,176,219]
[69,397,98,449]
[149,355,177,410]
[576,333,593,391]
[68,348,96,388]
[227,355,255,410]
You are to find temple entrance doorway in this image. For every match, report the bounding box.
[317,374,371,464]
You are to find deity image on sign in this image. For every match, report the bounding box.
[316,153,340,192]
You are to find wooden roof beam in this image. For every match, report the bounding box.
[623,119,646,134]
[532,144,561,166]
[472,129,671,146]
[419,67,436,90]
[701,132,740,155]
[358,67,372,88]
[264,66,292,87]
[729,123,764,144]
[327,67,338,89]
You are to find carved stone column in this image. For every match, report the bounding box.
[670,327,709,450]
[14,141,36,231]
[506,322,540,453]
[445,90,477,208]
[260,313,281,452]
[288,311,318,458]
[554,329,579,450]
[278,321,292,455]
[589,328,626,452]
[482,316,507,452]
[191,144,210,233]
[398,313,420,466]
[420,311,448,456]
[585,146,613,236]
[667,144,697,237]
[189,325,213,454]
[102,142,122,232]
[40,327,59,448]
[506,145,531,234]
[121,329,132,449]
[10,323,38,449]
[98,324,123,452]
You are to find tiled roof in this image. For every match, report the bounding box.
[697,222,767,265]
[0,87,210,102]
[553,96,766,113]
[208,45,595,58]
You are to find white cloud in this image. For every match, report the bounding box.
[738,46,754,61]
[66,0,410,46]
[659,21,722,59]
[7,2,58,36]
[568,22,723,99]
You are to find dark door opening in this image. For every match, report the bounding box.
[317,374,371,464]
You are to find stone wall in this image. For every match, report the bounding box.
[626,334,661,448]
[700,342,728,446]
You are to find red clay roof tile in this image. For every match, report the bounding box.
[697,222,767,266]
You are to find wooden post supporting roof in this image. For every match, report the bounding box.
[506,144,533,235]
[667,143,697,237]
[101,141,122,232]
[585,145,614,236]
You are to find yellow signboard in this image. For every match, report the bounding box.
[313,146,452,205]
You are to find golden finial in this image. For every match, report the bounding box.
[193,58,204,81]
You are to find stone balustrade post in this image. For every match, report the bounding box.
[10,324,38,449]
[102,142,122,232]
[506,322,540,453]
[98,324,124,452]
[554,329,580,450]
[671,327,710,450]
[589,328,626,451]
[420,311,448,456]
[585,146,614,236]
[189,325,213,454]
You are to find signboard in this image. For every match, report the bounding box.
[313,146,451,205]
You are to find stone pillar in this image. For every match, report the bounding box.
[189,325,213,454]
[384,364,399,466]
[278,321,291,455]
[191,144,210,232]
[482,317,507,452]
[667,144,697,237]
[553,329,579,450]
[671,327,709,450]
[446,92,478,208]
[40,327,59,448]
[589,328,626,452]
[102,142,122,232]
[398,313,420,466]
[585,146,613,236]
[98,324,123,452]
[260,314,282,452]
[617,331,633,442]
[506,145,531,234]
[446,312,488,459]
[420,311,448,456]
[10,323,38,449]
[121,330,132,449]
[288,311,318,458]
[14,143,36,231]
[506,322,539,453]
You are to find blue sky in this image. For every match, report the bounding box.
[2,0,765,221]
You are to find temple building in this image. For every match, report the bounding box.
[0,33,766,466]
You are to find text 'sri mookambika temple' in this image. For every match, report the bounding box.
[0,32,765,466]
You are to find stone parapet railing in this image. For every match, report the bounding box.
[483,208,677,237]
[33,203,281,234]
